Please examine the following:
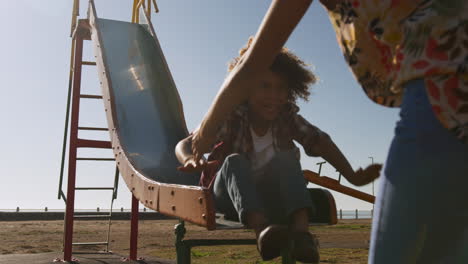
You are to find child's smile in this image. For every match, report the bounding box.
[249,70,288,122]
[260,102,281,119]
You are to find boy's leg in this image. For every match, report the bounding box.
[214,153,292,261]
[213,153,266,229]
[258,150,319,263]
[257,150,313,225]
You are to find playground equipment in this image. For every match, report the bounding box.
[57,1,374,263]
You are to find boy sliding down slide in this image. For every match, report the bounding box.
[175,38,381,263]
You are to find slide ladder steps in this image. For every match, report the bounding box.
[82,61,97,66]
[79,94,103,99]
[57,19,120,256]
[76,158,116,161]
[72,242,109,246]
[75,187,115,190]
[78,126,108,131]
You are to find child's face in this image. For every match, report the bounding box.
[248,70,288,121]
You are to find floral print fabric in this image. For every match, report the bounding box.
[327,0,468,143]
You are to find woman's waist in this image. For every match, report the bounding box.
[397,79,445,133]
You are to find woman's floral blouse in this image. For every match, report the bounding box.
[327,0,468,143]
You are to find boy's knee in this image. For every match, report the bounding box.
[272,151,299,167]
[224,153,249,167]
[220,153,250,178]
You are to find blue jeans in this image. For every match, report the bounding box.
[213,151,313,225]
[369,79,468,264]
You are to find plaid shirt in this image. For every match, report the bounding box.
[200,103,324,188]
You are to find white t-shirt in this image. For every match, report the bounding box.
[250,126,276,178]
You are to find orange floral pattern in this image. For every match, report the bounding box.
[327,0,468,143]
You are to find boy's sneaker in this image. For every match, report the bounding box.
[257,225,289,260]
[291,231,320,263]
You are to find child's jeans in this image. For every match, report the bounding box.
[213,151,313,225]
[369,79,468,263]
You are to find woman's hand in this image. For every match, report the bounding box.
[177,156,205,173]
[347,164,382,186]
[177,156,216,173]
[191,131,206,163]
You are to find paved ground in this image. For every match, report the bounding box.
[0,252,174,264]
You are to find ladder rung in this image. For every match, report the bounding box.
[78,127,108,131]
[76,187,115,190]
[80,94,103,99]
[72,242,109,246]
[77,139,111,149]
[74,215,112,219]
[82,61,97,66]
[76,158,115,161]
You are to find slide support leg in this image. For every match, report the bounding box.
[175,220,191,264]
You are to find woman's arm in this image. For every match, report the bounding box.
[175,135,195,165]
[175,135,207,172]
[192,0,314,159]
[318,0,341,10]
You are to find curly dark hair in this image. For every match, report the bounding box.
[228,37,317,103]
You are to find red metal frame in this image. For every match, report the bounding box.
[63,32,84,262]
[62,21,138,262]
[130,195,139,260]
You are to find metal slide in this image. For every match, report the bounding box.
[88,1,217,229]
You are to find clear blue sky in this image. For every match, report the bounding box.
[0,0,399,211]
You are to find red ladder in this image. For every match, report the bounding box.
[57,19,140,262]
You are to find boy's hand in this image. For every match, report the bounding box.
[347,164,382,187]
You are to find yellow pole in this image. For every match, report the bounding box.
[135,0,140,23]
[132,0,138,23]
[147,0,151,18]
[135,0,144,23]
[132,0,158,23]
[152,0,159,13]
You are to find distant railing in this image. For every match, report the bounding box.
[338,209,373,219]
[0,207,156,213]
[1,208,374,219]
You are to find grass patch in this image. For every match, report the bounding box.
[16,230,54,236]
[321,248,368,264]
[0,219,372,263]
[18,245,34,249]
[147,245,368,264]
[324,224,370,231]
[191,249,214,257]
